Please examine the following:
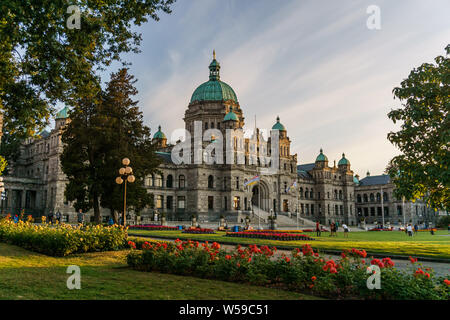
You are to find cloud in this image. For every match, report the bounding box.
[121,0,450,175]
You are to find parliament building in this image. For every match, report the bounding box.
[1,53,436,227]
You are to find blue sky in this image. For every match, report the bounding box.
[104,0,449,177]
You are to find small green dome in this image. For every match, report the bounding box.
[224,106,239,121]
[353,176,359,184]
[153,125,166,139]
[190,51,238,104]
[56,107,70,119]
[315,148,328,162]
[338,153,350,166]
[271,116,286,131]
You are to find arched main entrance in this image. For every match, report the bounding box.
[250,180,270,211]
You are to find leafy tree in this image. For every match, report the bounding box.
[60,68,160,223]
[0,0,174,138]
[387,44,450,210]
[60,94,107,219]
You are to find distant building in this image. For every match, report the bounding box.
[354,172,439,225]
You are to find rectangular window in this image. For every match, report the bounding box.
[177,196,185,209]
[208,196,214,210]
[233,196,240,210]
[156,195,163,209]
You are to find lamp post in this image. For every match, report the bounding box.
[115,158,135,226]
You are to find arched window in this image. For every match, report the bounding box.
[363,194,368,202]
[376,193,381,202]
[179,175,185,188]
[299,187,303,198]
[339,190,343,200]
[310,188,313,199]
[155,175,162,187]
[383,192,388,201]
[305,188,309,199]
[208,175,214,189]
[357,194,362,203]
[334,190,338,199]
[166,175,173,188]
[370,193,375,202]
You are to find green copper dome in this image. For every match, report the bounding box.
[224,106,239,121]
[190,51,238,104]
[338,153,350,166]
[271,116,286,131]
[56,107,70,119]
[153,125,166,139]
[315,148,328,162]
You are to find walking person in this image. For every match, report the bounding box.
[407,224,413,237]
[342,223,349,238]
[414,224,419,234]
[77,209,84,225]
[315,221,321,237]
[55,210,62,224]
[48,210,53,224]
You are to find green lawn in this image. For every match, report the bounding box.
[127,229,450,260]
[0,243,316,300]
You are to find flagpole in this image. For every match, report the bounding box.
[258,179,261,230]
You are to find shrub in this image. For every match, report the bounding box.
[0,217,127,256]
[126,241,450,300]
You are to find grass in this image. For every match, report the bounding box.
[127,229,450,260]
[0,243,317,300]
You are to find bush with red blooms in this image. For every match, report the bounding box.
[226,231,313,241]
[128,224,178,231]
[182,227,216,234]
[126,241,449,300]
[368,227,394,231]
[301,228,329,232]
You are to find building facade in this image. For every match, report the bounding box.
[1,53,442,226]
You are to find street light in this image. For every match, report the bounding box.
[116,158,135,226]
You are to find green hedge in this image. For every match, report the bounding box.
[0,218,128,256]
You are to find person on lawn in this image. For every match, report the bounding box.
[342,223,349,238]
[407,224,413,237]
[316,221,321,237]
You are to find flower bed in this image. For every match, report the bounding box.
[369,227,394,231]
[226,231,313,241]
[182,227,216,234]
[0,217,128,256]
[244,229,304,233]
[302,228,329,232]
[126,240,450,300]
[128,224,178,231]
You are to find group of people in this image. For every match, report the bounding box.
[47,210,62,224]
[405,223,435,236]
[315,221,350,238]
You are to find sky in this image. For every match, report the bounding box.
[103,0,450,177]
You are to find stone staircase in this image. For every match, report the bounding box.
[251,206,318,228]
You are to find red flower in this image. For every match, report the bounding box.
[311,276,317,281]
[225,255,231,260]
[409,256,418,264]
[444,279,450,286]
[285,257,290,263]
